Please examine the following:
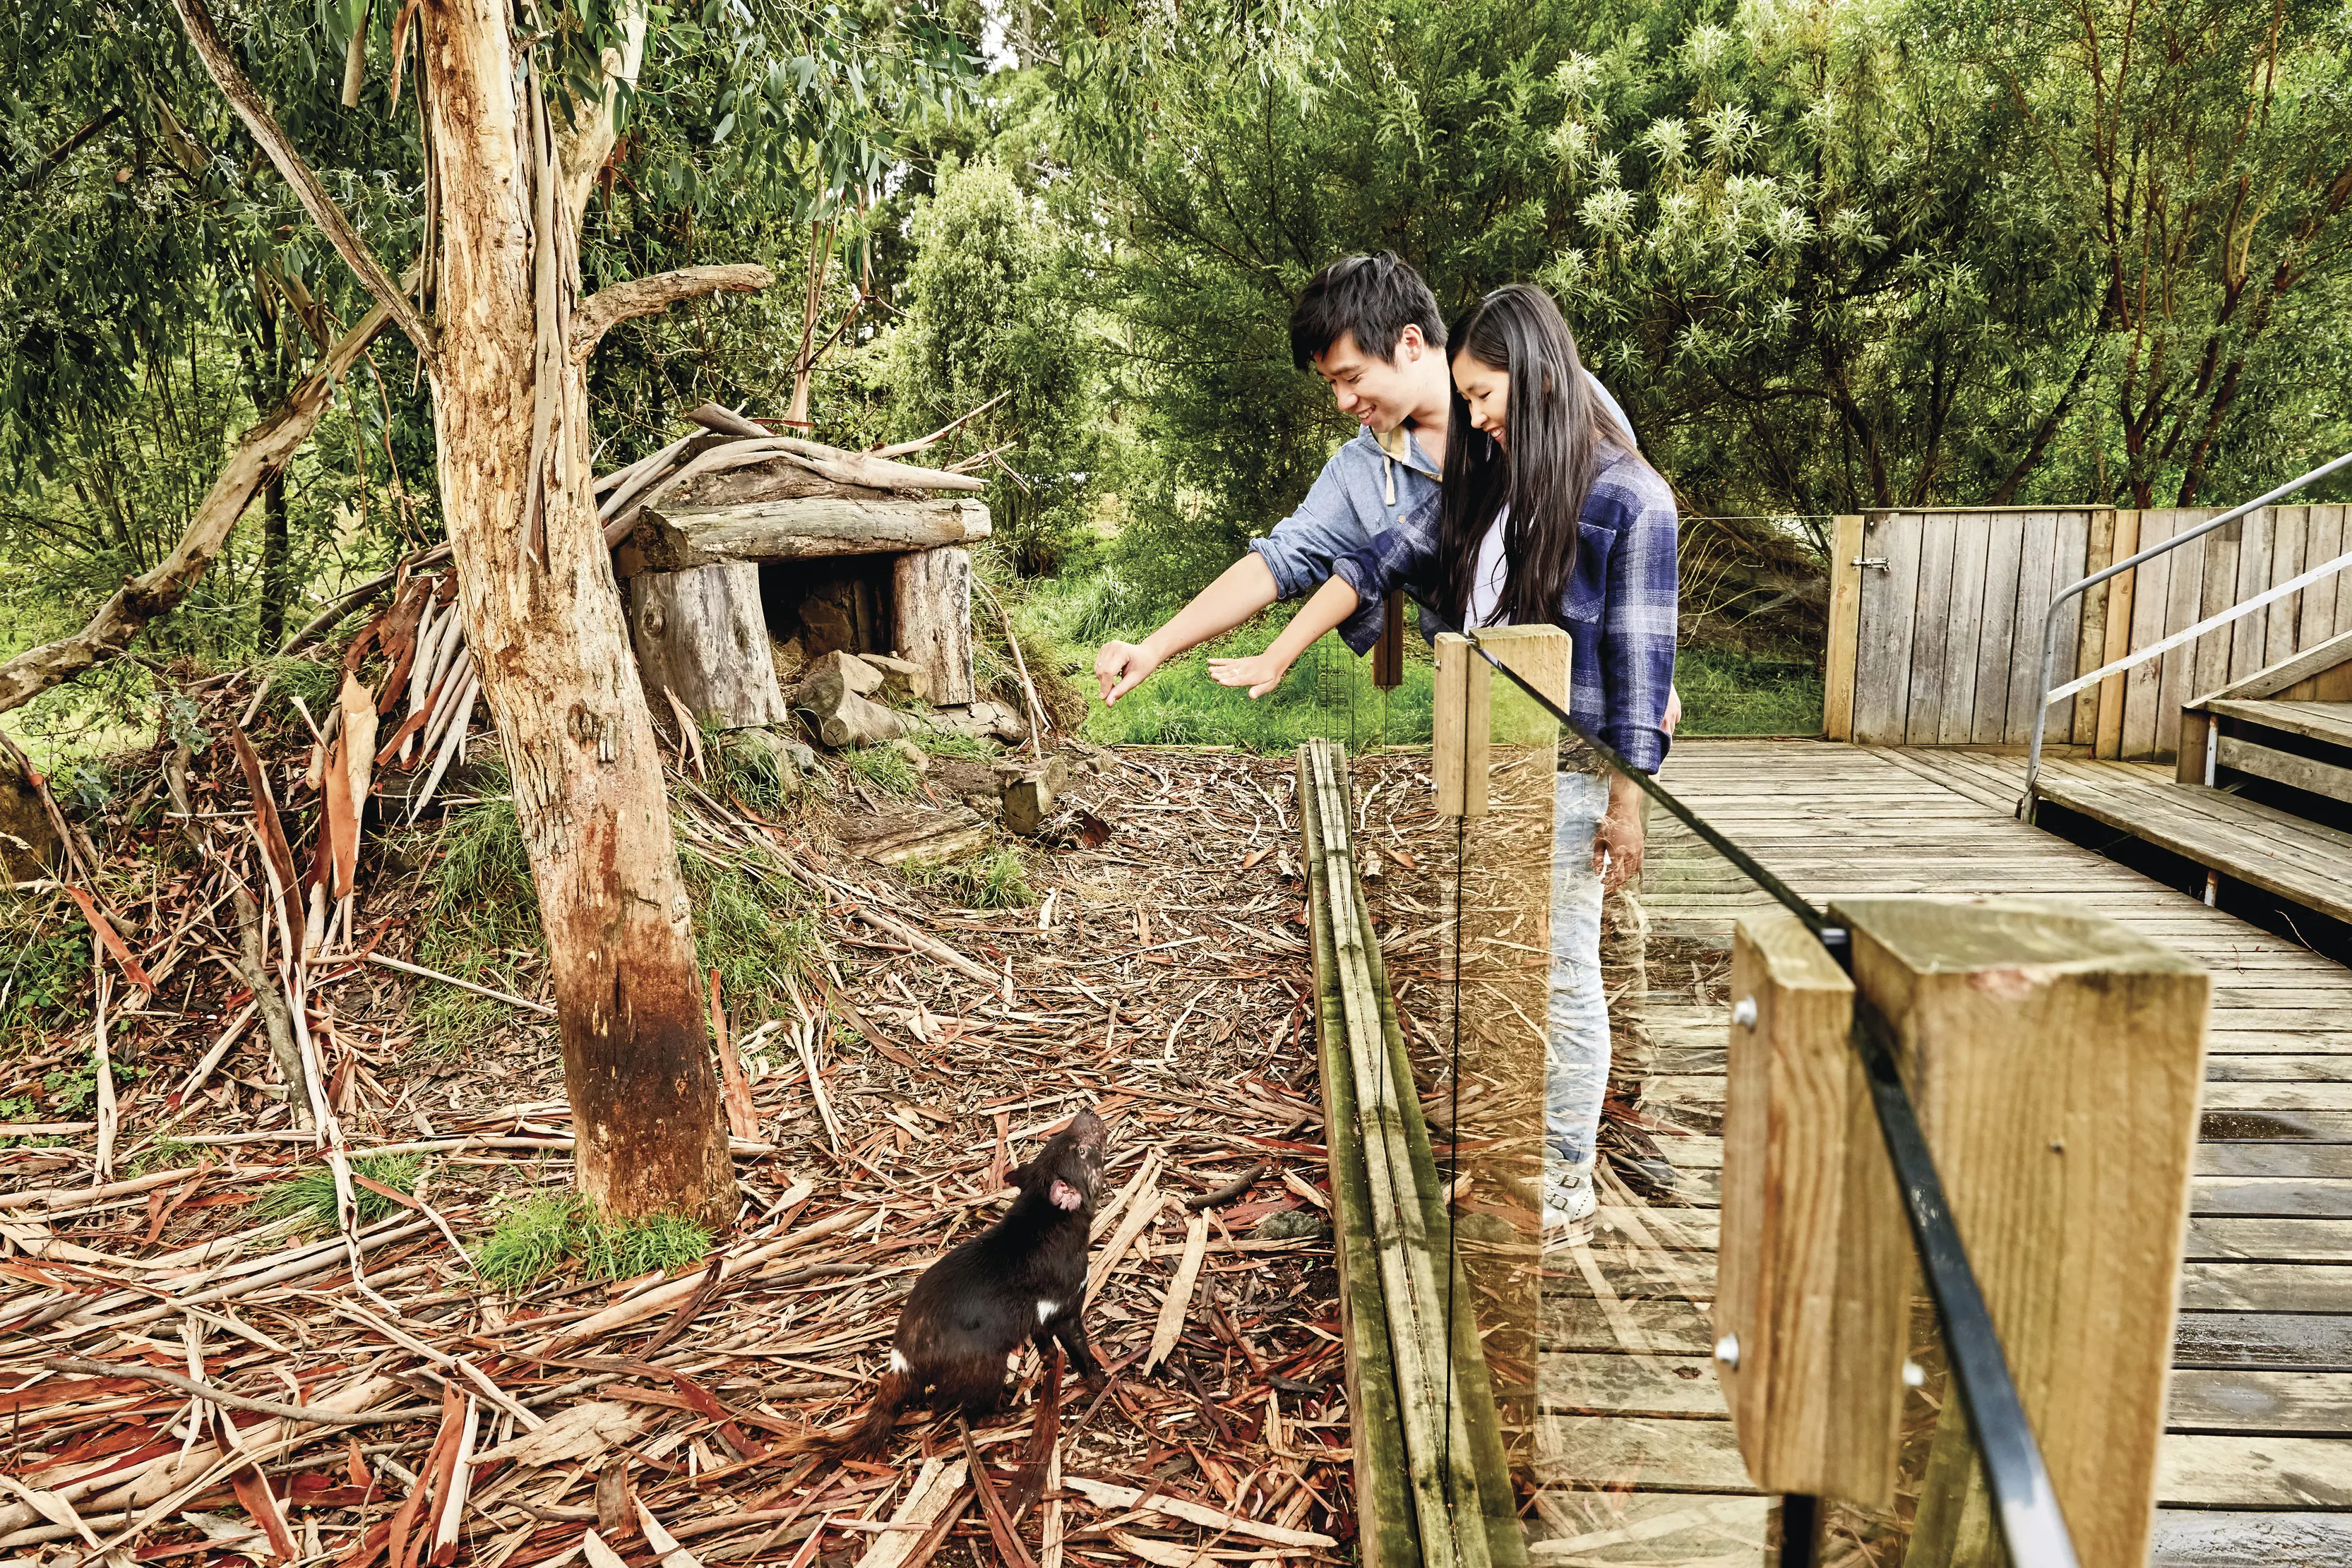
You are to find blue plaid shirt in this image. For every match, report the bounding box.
[1333,450,1679,773]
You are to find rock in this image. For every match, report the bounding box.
[723,728,808,796]
[886,738,930,774]
[1255,1209,1330,1242]
[861,652,933,705]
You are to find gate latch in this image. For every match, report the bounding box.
[1851,557,1890,570]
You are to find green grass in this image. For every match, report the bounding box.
[911,727,1000,762]
[681,847,813,1019]
[1,892,94,1050]
[1675,645,1825,736]
[902,846,1036,909]
[407,786,543,1058]
[837,743,923,796]
[703,722,799,812]
[256,1154,422,1231]
[473,1192,712,1292]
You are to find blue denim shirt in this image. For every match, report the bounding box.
[1333,449,1679,774]
[1246,376,1638,650]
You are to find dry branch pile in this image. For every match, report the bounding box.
[4,683,1364,1566]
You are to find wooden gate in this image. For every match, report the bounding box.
[1823,505,2351,759]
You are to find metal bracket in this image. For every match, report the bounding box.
[1851,558,1890,570]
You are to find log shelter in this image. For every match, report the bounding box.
[609,429,991,729]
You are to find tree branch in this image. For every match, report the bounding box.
[169,0,433,357]
[570,265,772,362]
[0,274,416,717]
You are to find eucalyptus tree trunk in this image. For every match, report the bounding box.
[418,0,732,1223]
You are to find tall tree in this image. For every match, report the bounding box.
[167,0,974,1221]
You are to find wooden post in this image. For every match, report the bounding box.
[1823,514,1866,740]
[2094,510,2140,760]
[2071,508,2118,746]
[1713,909,1908,1507]
[892,545,976,707]
[1834,897,2209,1568]
[630,562,790,729]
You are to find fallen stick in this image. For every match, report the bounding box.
[1056,1477,1336,1549]
[1183,1160,1267,1210]
[48,1356,431,1426]
[847,905,1001,991]
[366,951,556,1015]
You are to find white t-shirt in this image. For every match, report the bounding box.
[1468,505,1512,628]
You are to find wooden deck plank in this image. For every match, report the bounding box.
[1531,738,2352,1545]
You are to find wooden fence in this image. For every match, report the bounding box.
[1822,505,2352,759]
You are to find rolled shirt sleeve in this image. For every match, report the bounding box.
[1246,460,1365,602]
[1594,475,1679,774]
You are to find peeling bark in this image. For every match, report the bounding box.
[419,0,731,1223]
[571,265,772,362]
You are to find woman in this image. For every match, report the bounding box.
[1210,282,1678,1240]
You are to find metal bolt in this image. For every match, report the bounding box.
[1903,1360,1926,1389]
[1713,1334,1741,1371]
[1732,996,1758,1029]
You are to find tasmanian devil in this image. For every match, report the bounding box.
[842,1108,1107,1456]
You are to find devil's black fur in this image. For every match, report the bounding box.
[843,1108,1106,1455]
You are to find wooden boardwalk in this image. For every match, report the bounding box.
[1533,739,2352,1565]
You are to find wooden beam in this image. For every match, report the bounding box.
[2197,626,2352,705]
[1713,909,1905,1507]
[2094,510,2140,759]
[1300,739,1510,1568]
[627,497,991,573]
[1834,897,2210,1568]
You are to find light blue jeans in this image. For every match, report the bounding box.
[1547,770,1611,1169]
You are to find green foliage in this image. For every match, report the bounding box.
[473,1193,712,1293]
[902,846,1036,909]
[702,722,799,813]
[408,789,543,1058]
[890,157,1103,574]
[256,1155,423,1232]
[1,894,90,1055]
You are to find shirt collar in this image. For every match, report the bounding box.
[1373,421,1442,480]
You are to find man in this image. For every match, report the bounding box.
[1094,252,1682,1205]
[1094,253,1640,702]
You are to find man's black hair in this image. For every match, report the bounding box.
[1289,253,1447,371]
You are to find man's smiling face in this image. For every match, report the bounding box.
[1310,326,1431,436]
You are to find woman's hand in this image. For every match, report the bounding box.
[1207,651,1296,698]
[1594,774,1647,892]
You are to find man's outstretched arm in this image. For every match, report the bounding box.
[1094,553,1282,704]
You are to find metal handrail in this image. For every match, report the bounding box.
[2020,450,2352,813]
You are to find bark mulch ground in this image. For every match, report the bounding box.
[1,694,1358,1568]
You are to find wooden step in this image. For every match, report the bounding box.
[2031,760,2352,925]
[2207,697,2352,750]
[2215,734,2352,806]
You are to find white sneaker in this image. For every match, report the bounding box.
[1542,1166,1597,1244]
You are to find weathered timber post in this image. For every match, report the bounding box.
[1841,897,2207,1568]
[630,562,791,728]
[893,546,976,706]
[1715,896,2208,1565]
[1713,909,1909,1506]
[1430,624,1570,1431]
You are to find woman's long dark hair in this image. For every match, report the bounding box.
[1439,284,1634,630]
